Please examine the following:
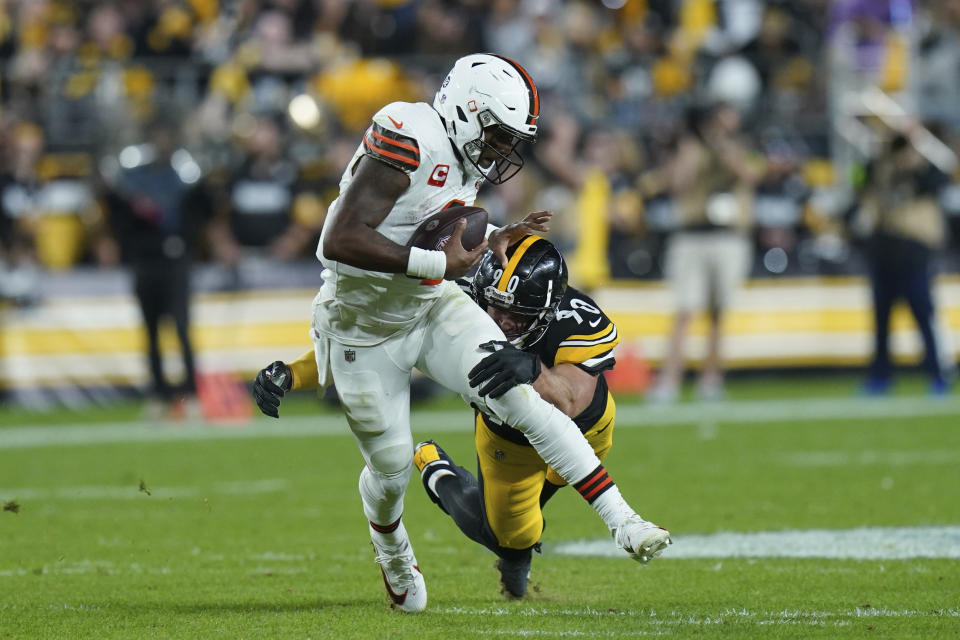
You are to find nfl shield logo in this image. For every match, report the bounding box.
[344,349,356,362]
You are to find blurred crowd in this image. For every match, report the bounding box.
[2,0,960,303]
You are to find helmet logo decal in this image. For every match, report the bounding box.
[467,100,478,112]
[428,164,449,187]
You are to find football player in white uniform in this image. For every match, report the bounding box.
[252,54,671,612]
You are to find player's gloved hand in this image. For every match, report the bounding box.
[468,340,541,399]
[253,361,292,418]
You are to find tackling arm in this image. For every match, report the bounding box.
[468,341,598,417]
[532,363,598,418]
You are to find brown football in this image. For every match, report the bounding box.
[407,205,488,251]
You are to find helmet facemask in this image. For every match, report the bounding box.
[483,295,556,348]
[463,110,530,185]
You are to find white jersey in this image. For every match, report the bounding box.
[315,101,484,345]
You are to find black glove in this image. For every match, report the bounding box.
[468,340,541,399]
[253,361,292,418]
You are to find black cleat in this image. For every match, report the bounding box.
[496,552,532,599]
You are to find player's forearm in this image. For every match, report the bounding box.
[532,366,583,418]
[322,222,411,273]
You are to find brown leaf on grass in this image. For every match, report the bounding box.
[3,500,20,514]
[138,480,152,496]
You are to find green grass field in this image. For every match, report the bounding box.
[2,375,959,639]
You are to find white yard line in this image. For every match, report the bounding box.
[552,525,960,560]
[438,605,960,620]
[2,394,959,450]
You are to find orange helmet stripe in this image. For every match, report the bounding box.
[491,54,539,125]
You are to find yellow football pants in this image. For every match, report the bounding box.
[475,394,615,551]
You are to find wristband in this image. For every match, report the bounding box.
[406,246,447,280]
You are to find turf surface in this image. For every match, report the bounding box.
[1,376,958,638]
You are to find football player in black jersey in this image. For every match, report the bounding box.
[414,235,626,598]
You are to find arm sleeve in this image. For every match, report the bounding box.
[288,349,320,390]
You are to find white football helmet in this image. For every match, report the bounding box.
[433,53,539,184]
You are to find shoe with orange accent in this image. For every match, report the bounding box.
[613,514,671,564]
[372,535,427,612]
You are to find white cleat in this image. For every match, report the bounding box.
[614,515,672,565]
[372,537,427,613]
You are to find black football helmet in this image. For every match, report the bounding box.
[472,235,568,348]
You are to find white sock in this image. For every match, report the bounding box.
[571,464,635,531]
[369,518,410,551]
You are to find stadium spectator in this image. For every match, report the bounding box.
[534,109,645,284]
[648,101,761,402]
[0,121,98,276]
[100,119,206,419]
[205,115,324,288]
[856,123,956,395]
[0,122,45,303]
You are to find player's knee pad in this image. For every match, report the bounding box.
[337,373,390,436]
[362,437,413,476]
[360,460,412,502]
[359,462,412,524]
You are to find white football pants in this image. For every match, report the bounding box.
[321,281,603,526]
